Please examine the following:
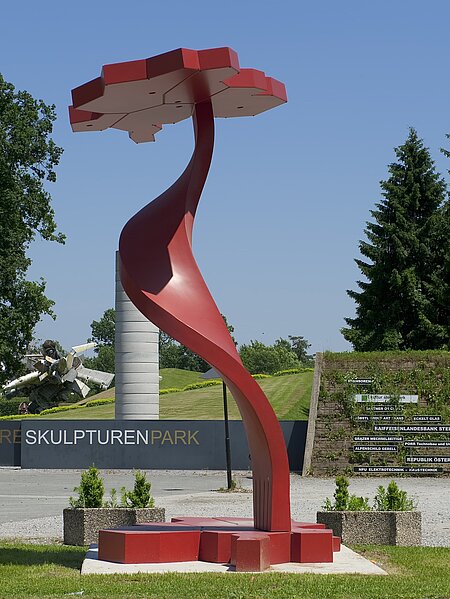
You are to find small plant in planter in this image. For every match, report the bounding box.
[64,467,165,546]
[69,465,104,508]
[373,480,416,511]
[322,475,371,511]
[317,477,421,546]
[120,470,155,507]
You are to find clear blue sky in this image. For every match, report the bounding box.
[2,0,450,354]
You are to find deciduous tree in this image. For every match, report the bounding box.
[239,340,300,374]
[0,74,64,383]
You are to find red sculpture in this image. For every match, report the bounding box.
[69,48,340,571]
[71,48,338,568]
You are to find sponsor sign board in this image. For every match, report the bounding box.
[404,440,450,448]
[354,466,443,473]
[355,415,404,422]
[353,436,403,442]
[372,405,403,412]
[374,425,450,433]
[352,445,398,452]
[405,455,450,464]
[354,394,418,403]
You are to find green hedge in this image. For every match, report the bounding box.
[0,413,35,421]
[183,380,222,391]
[324,349,450,362]
[0,398,115,420]
[160,387,182,395]
[273,368,314,376]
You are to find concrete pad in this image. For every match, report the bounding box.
[81,544,387,575]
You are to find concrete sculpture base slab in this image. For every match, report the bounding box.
[82,544,387,576]
[96,517,341,572]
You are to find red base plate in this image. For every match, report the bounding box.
[98,517,340,570]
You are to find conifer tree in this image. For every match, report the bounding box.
[342,128,449,351]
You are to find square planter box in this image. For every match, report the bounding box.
[63,507,166,546]
[316,511,421,546]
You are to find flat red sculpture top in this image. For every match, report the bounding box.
[69,47,287,143]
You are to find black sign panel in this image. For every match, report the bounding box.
[405,455,450,464]
[353,436,403,442]
[356,415,404,422]
[0,422,21,466]
[352,445,398,452]
[354,466,443,473]
[404,440,450,447]
[21,420,307,471]
[374,425,450,433]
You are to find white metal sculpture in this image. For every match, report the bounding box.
[2,340,114,414]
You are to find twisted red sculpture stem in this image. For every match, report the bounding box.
[119,100,291,531]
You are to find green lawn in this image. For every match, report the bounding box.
[37,372,313,421]
[159,368,204,389]
[0,542,449,598]
[86,369,204,402]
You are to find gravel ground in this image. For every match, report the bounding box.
[0,471,448,546]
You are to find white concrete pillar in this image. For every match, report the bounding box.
[115,252,159,420]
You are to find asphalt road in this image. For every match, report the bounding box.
[0,469,448,546]
[0,469,233,523]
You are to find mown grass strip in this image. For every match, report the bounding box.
[0,542,449,599]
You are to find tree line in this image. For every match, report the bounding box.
[84,308,314,375]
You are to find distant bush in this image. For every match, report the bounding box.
[240,340,300,374]
[251,374,272,379]
[0,399,24,416]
